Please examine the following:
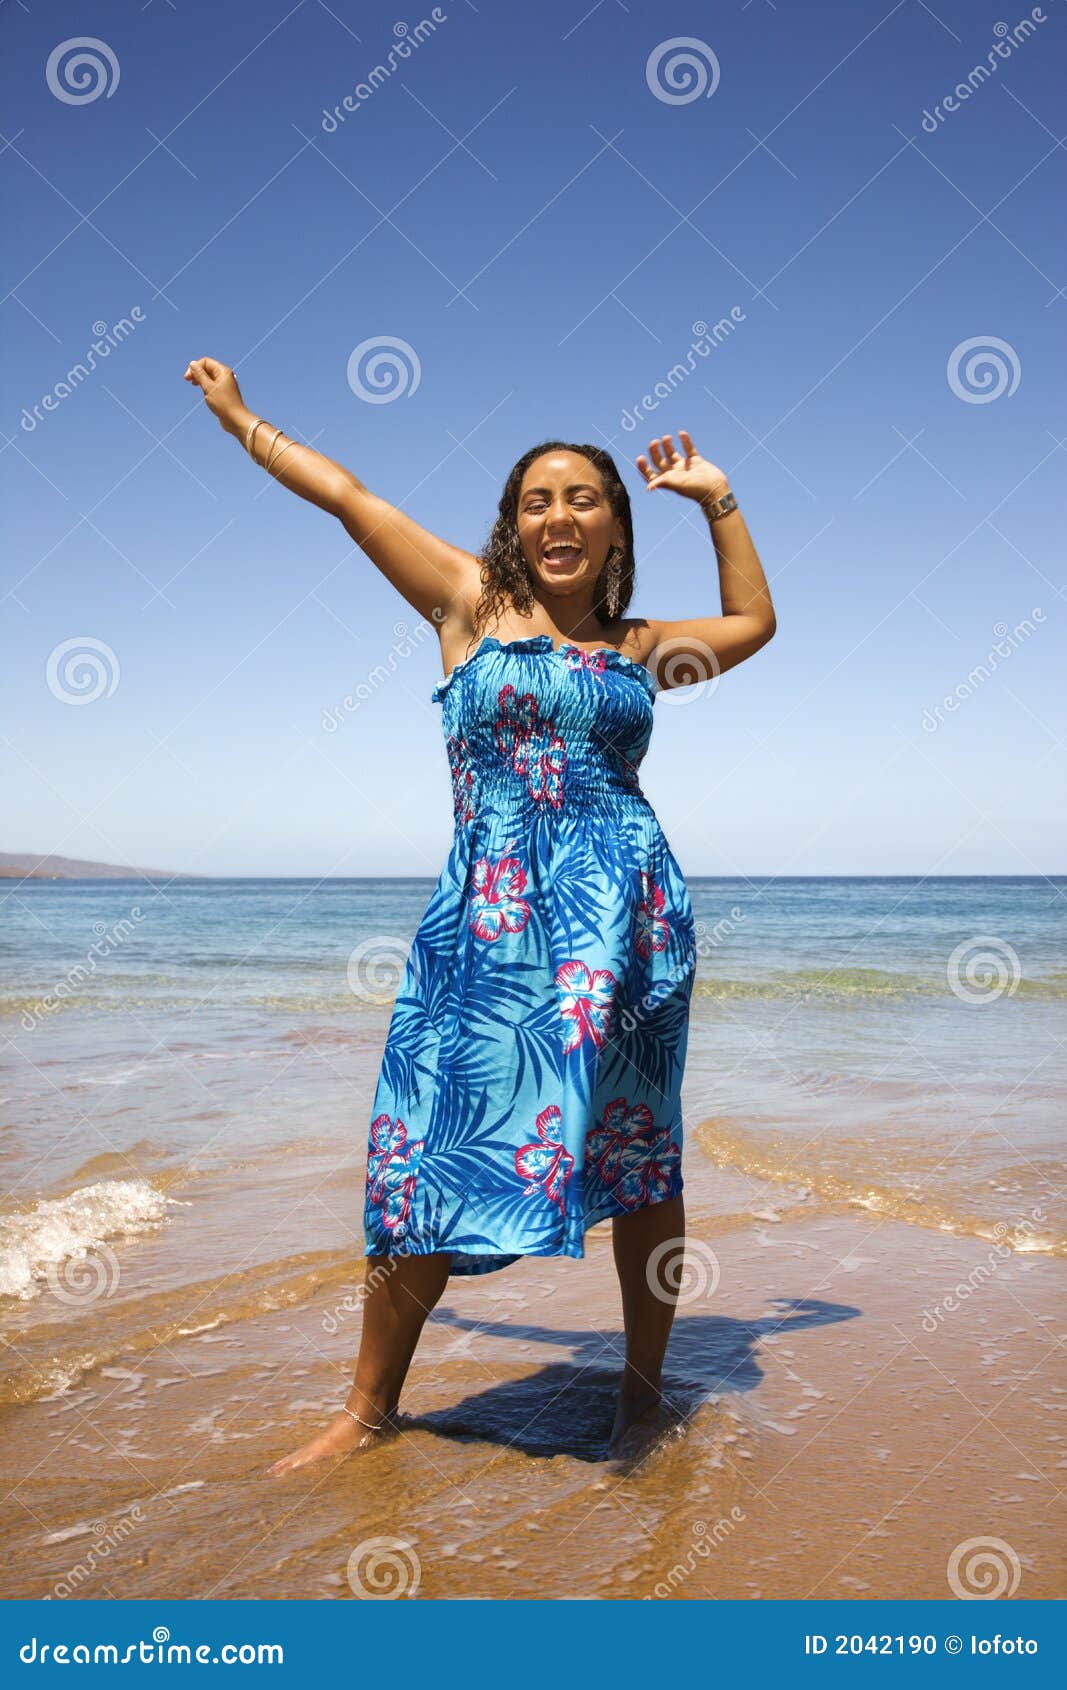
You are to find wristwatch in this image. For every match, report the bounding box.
[701,488,738,522]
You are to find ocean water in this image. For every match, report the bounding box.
[0,874,1064,1399]
[1,874,1065,1599]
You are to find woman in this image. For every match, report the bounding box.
[184,357,776,1474]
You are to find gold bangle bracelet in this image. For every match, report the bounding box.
[265,437,298,477]
[259,426,283,469]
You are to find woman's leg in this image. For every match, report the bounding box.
[268,1250,452,1475]
[609,1193,685,1446]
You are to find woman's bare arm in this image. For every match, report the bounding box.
[643,500,776,679]
[184,357,481,624]
[632,430,776,686]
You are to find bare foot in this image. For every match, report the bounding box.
[267,1409,397,1477]
[607,1386,662,1455]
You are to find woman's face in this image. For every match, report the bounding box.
[515,451,624,601]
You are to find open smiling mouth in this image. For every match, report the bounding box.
[542,542,583,564]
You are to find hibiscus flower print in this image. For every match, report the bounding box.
[635,871,670,959]
[366,1114,425,1234]
[559,643,608,680]
[555,958,616,1053]
[516,724,566,807]
[515,1104,574,1211]
[469,854,532,942]
[446,732,476,825]
[493,684,540,763]
[585,1095,681,1209]
[494,684,567,808]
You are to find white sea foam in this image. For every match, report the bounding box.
[79,1063,149,1087]
[0,1178,173,1301]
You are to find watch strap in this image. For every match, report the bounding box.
[701,489,738,522]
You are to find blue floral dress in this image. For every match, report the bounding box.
[362,633,696,1276]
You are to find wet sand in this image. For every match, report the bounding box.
[2,1139,1063,1601]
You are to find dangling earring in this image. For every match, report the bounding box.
[603,546,622,620]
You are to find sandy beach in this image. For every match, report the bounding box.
[2,1142,1063,1601]
[2,876,1063,1600]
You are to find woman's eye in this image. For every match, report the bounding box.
[524,497,596,513]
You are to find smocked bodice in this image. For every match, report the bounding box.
[433,634,659,828]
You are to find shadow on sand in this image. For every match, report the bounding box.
[398,1295,860,1463]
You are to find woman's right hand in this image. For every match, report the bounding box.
[184,356,250,436]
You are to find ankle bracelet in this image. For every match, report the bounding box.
[341,1404,387,1432]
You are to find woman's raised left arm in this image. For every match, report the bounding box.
[635,429,777,687]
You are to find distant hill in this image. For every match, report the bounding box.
[0,852,202,882]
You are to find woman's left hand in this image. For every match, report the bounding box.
[636,430,730,503]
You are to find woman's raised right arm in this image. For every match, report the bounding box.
[184,356,480,624]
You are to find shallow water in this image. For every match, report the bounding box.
[1,876,1064,1597]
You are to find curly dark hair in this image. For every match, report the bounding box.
[471,440,635,641]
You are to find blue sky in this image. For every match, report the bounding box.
[2,0,1063,876]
